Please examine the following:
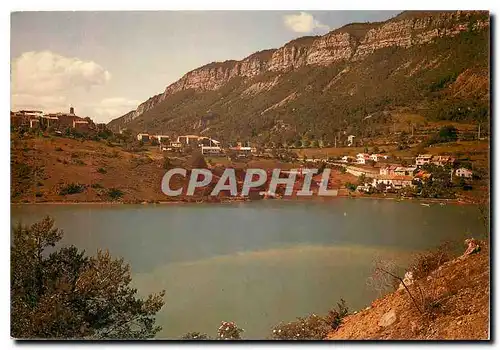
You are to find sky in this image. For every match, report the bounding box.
[11,11,401,123]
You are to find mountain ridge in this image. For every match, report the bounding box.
[108,10,489,144]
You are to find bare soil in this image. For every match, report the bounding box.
[327,243,490,340]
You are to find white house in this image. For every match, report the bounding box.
[199,137,221,146]
[356,184,372,193]
[347,135,355,147]
[369,154,388,162]
[455,167,473,178]
[177,135,201,145]
[394,166,417,176]
[137,133,150,142]
[201,145,222,155]
[154,135,170,143]
[380,164,398,176]
[356,153,370,164]
[372,175,414,190]
[415,154,433,166]
[170,141,183,150]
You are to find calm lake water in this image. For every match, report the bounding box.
[11,199,485,339]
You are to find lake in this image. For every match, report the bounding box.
[11,199,485,339]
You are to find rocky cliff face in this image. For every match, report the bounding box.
[119,93,163,125]
[110,11,488,128]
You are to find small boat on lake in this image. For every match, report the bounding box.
[421,203,431,207]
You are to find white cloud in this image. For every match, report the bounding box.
[11,51,111,116]
[92,97,141,123]
[283,12,330,33]
[11,51,111,95]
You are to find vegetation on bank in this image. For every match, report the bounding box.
[11,217,165,339]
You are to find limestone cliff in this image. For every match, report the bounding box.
[109,10,489,129]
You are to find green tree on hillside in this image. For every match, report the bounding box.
[427,125,459,145]
[11,217,165,339]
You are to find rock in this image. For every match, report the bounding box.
[378,310,397,328]
[463,238,481,256]
[398,271,415,291]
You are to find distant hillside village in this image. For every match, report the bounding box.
[11,108,107,134]
[335,152,474,194]
[133,132,257,158]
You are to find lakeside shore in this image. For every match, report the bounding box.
[10,193,478,206]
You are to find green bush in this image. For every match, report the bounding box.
[345,182,357,192]
[73,159,85,166]
[325,299,349,330]
[270,299,348,340]
[108,188,124,200]
[11,216,165,339]
[59,183,85,196]
[217,321,244,340]
[97,167,107,174]
[180,332,211,340]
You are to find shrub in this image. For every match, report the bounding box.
[411,242,452,280]
[11,216,165,339]
[270,299,348,340]
[55,147,63,151]
[97,167,107,174]
[270,314,332,340]
[325,299,349,330]
[180,332,211,340]
[59,183,85,196]
[73,159,85,166]
[108,188,124,200]
[91,183,103,189]
[345,182,356,192]
[426,126,458,146]
[217,321,244,340]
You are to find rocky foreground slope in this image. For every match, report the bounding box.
[108,11,489,145]
[327,240,489,340]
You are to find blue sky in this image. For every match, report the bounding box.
[11,11,400,122]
